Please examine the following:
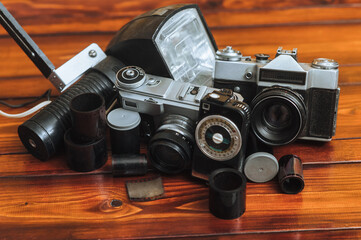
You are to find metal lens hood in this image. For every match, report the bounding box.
[251,87,307,146]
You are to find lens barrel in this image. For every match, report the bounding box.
[250,87,306,146]
[148,115,195,174]
[18,57,125,161]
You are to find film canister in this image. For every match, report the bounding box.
[209,168,247,219]
[112,154,148,177]
[278,155,305,194]
[107,108,141,155]
[69,92,106,144]
[244,133,278,183]
[64,129,108,172]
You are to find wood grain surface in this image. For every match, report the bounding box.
[0,0,360,239]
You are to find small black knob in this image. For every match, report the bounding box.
[255,54,270,63]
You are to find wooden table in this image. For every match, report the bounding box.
[0,1,361,239]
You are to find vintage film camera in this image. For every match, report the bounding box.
[192,89,250,181]
[214,46,340,146]
[114,66,244,174]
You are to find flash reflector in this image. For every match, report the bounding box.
[154,8,215,85]
[106,4,217,86]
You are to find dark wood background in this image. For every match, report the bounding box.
[0,0,361,239]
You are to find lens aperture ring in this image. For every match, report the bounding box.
[149,130,193,174]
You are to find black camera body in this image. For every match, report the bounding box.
[192,90,250,181]
[214,47,340,146]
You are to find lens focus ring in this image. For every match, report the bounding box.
[148,115,195,174]
[250,87,307,146]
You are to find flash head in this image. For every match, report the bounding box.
[106,4,217,86]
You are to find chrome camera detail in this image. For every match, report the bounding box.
[115,66,232,123]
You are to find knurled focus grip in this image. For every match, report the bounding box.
[18,57,123,161]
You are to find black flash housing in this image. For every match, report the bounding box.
[106,4,217,85]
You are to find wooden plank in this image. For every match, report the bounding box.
[169,229,361,239]
[0,163,360,239]
[274,138,361,165]
[0,77,57,99]
[0,1,360,36]
[0,1,359,239]
[339,65,361,84]
[336,84,361,139]
[0,23,361,81]
[205,6,361,28]
[0,153,112,177]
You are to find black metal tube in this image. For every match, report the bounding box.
[209,168,247,219]
[64,129,107,172]
[70,93,106,143]
[112,154,148,177]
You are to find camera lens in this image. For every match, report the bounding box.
[149,115,195,174]
[264,104,291,129]
[251,87,306,146]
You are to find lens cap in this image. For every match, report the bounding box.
[244,152,279,183]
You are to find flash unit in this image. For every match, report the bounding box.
[106,4,217,86]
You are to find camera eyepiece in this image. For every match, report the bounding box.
[250,87,306,146]
[149,115,195,174]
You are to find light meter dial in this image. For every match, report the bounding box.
[195,115,242,161]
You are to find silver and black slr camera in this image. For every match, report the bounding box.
[214,46,340,146]
[115,66,244,175]
[192,89,250,181]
